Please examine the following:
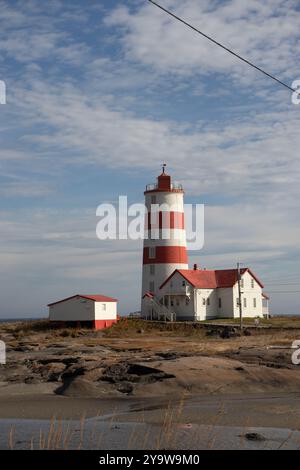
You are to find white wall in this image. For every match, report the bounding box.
[232,271,263,318]
[142,262,188,302]
[218,288,234,318]
[195,289,217,320]
[145,192,184,211]
[49,296,95,321]
[159,271,195,320]
[49,296,117,322]
[94,301,117,320]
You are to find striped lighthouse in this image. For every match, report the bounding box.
[141,165,189,317]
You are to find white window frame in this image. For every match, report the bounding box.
[150,264,155,275]
[149,281,155,293]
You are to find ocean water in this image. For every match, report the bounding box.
[0,417,300,450]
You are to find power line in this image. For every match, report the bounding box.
[148,0,298,95]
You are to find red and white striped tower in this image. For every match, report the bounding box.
[141,165,189,313]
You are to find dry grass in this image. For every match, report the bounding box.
[202,316,300,328]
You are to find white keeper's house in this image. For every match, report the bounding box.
[143,266,269,321]
[141,167,270,321]
[48,294,118,330]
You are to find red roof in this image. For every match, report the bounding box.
[160,268,264,290]
[48,294,117,307]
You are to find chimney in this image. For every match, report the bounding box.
[193,263,198,270]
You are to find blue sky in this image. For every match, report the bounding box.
[1,0,300,317]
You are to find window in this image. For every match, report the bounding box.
[202,298,206,306]
[182,280,186,286]
[240,278,244,289]
[219,298,222,308]
[176,298,180,306]
[207,297,210,306]
[150,264,155,275]
[253,298,257,308]
[149,247,156,259]
[243,298,247,308]
[170,299,174,307]
[185,297,190,306]
[151,195,156,205]
[251,278,255,288]
[149,281,154,293]
[102,303,106,311]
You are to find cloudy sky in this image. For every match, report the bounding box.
[0,0,300,317]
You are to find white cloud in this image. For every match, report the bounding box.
[105,0,300,86]
[9,78,300,205]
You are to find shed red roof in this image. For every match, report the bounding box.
[160,268,264,290]
[48,294,117,307]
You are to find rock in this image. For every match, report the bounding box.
[206,328,219,337]
[37,362,66,382]
[24,376,40,384]
[38,357,80,366]
[243,328,252,336]
[117,382,133,394]
[55,377,102,397]
[61,363,85,379]
[220,326,240,339]
[100,362,175,387]
[244,432,266,441]
[156,352,178,360]
[14,346,30,352]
